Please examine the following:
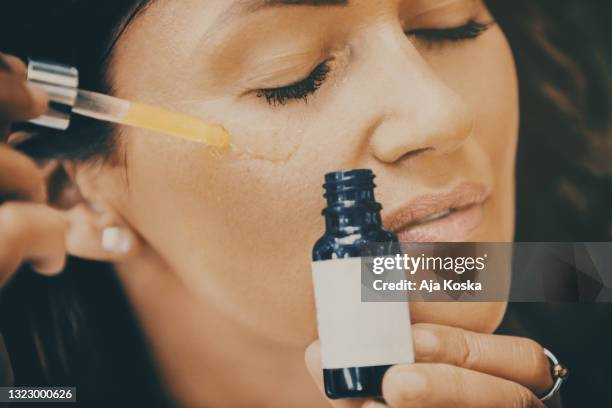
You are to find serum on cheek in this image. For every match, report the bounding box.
[311,169,414,399]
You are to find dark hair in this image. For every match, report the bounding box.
[1,0,151,162]
[0,2,175,404]
[486,0,612,241]
[0,0,610,402]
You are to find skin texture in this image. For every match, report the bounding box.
[0,0,557,407]
[106,0,517,341]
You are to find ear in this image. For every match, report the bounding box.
[49,161,142,262]
[63,202,141,262]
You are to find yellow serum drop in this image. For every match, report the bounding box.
[122,102,230,149]
[73,90,231,149]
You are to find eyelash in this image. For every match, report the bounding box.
[405,19,493,43]
[256,20,492,106]
[256,60,331,106]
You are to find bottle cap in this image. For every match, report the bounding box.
[26,58,78,130]
[322,169,381,213]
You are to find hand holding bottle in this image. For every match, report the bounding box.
[305,324,559,407]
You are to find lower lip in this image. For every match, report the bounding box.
[396,204,485,242]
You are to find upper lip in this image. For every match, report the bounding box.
[383,182,491,232]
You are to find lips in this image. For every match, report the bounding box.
[384,182,490,242]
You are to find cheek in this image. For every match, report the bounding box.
[469,30,519,240]
[112,26,520,345]
[120,132,329,345]
[426,28,519,159]
[426,29,519,242]
[469,30,519,163]
[405,32,516,331]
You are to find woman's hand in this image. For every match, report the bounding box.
[0,52,68,286]
[305,323,555,408]
[0,53,47,135]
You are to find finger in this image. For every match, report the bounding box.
[0,71,48,123]
[383,363,545,408]
[0,53,37,138]
[305,341,382,408]
[412,323,553,395]
[0,202,67,284]
[0,144,47,202]
[0,53,27,77]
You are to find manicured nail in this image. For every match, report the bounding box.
[101,226,132,254]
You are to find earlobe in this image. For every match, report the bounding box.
[57,161,141,262]
[63,203,141,262]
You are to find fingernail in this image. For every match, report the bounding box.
[387,370,427,401]
[413,327,439,359]
[101,226,132,254]
[25,83,49,110]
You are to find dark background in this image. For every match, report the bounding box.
[496,2,612,407]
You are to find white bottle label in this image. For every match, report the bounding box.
[312,257,414,369]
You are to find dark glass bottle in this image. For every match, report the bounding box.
[312,169,408,400]
[314,169,398,258]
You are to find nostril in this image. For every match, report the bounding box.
[396,147,434,163]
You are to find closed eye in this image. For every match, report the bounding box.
[255,59,332,106]
[255,20,492,107]
[405,19,494,43]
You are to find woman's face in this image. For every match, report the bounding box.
[84,0,518,345]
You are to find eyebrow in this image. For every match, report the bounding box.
[207,0,348,36]
[245,0,349,12]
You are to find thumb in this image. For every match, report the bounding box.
[305,341,384,408]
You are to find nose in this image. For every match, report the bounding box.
[361,26,475,164]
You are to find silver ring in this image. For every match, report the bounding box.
[540,348,569,402]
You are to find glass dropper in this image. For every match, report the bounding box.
[26,58,230,149]
[73,90,230,148]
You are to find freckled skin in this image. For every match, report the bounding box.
[73,0,518,405]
